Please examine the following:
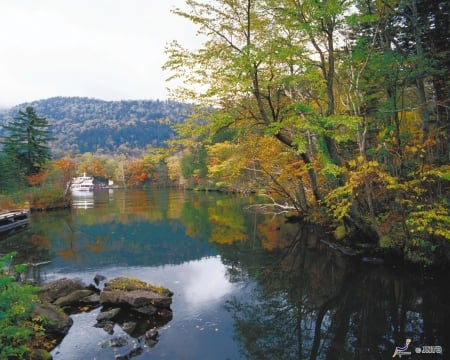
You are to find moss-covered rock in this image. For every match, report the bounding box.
[104,276,172,296]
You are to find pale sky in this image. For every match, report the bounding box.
[0,0,200,107]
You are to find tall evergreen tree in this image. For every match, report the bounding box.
[1,106,54,176]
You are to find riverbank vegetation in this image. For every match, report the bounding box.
[0,253,52,359]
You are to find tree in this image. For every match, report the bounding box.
[1,107,54,176]
[164,0,357,209]
[165,0,450,262]
[143,147,171,185]
[54,157,77,185]
[0,153,25,192]
[77,155,108,179]
[180,145,208,187]
[123,159,152,187]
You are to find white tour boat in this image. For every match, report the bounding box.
[70,173,94,193]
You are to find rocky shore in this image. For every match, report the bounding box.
[35,275,173,359]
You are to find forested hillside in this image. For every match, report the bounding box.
[0,97,192,156]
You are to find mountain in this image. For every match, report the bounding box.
[0,97,192,156]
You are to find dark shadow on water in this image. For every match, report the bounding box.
[219,222,449,360]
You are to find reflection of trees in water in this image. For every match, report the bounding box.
[0,230,53,283]
[221,223,450,360]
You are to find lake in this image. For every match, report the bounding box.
[0,189,448,359]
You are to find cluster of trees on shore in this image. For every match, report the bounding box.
[162,0,449,265]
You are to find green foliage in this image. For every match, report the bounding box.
[180,146,208,186]
[385,166,450,263]
[265,122,283,136]
[181,151,195,180]
[379,235,395,248]
[324,157,391,221]
[321,115,361,143]
[319,162,345,178]
[0,154,26,193]
[28,183,66,209]
[206,141,248,191]
[334,225,347,240]
[406,203,450,242]
[1,107,53,176]
[0,253,44,359]
[323,182,354,221]
[425,165,450,182]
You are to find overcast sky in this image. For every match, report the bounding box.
[0,0,200,107]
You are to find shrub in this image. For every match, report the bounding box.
[0,253,45,359]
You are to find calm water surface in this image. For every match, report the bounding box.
[0,189,448,359]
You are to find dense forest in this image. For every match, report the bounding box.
[0,97,192,156]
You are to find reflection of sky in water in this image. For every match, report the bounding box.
[49,256,248,360]
[174,256,234,307]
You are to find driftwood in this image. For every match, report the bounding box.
[320,239,357,257]
[321,240,384,264]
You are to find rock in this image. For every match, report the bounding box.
[157,308,173,320]
[37,276,173,355]
[100,277,173,310]
[39,278,86,303]
[97,308,121,322]
[104,276,173,298]
[100,289,172,309]
[86,283,101,293]
[115,347,144,360]
[54,289,96,307]
[144,338,158,349]
[145,328,158,340]
[133,304,157,316]
[34,303,73,336]
[82,293,101,304]
[121,321,137,334]
[94,320,115,334]
[94,274,107,286]
[99,336,129,348]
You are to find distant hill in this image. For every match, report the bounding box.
[0,97,192,156]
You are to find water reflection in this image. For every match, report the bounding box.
[71,192,94,209]
[0,189,448,359]
[43,257,244,360]
[220,223,449,360]
[179,256,234,308]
